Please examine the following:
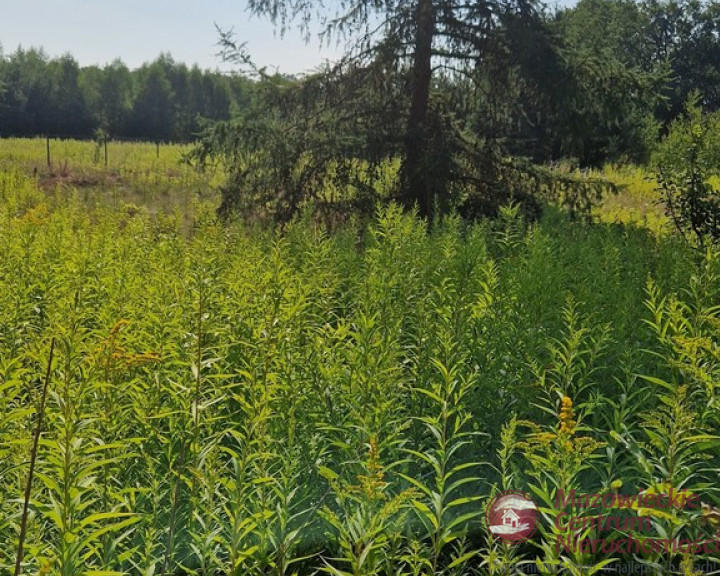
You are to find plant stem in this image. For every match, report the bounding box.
[14,338,55,576]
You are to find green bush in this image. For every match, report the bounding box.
[653,96,720,248]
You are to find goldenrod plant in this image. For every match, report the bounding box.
[0,141,718,575]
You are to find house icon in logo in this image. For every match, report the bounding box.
[486,491,538,543]
[502,508,520,528]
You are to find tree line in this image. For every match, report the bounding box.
[530,0,720,165]
[2,0,718,156]
[0,48,253,141]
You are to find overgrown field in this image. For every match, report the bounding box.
[0,138,220,221]
[0,143,719,576]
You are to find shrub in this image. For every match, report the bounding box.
[653,95,720,248]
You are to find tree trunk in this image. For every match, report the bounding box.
[403,0,435,219]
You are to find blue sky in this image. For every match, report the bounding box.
[1,0,573,74]
[0,0,345,74]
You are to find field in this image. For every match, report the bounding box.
[0,138,220,224]
[0,140,719,576]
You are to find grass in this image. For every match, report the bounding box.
[0,140,718,575]
[0,138,194,173]
[592,164,669,234]
[0,138,221,223]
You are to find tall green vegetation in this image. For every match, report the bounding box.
[1,159,719,574]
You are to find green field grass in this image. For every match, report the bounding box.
[0,138,222,223]
[0,137,196,172]
[0,140,718,576]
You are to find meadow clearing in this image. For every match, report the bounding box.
[0,139,718,576]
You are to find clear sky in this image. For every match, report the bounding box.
[1,0,574,74]
[0,0,345,74]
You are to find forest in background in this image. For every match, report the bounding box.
[0,49,252,141]
[0,0,718,161]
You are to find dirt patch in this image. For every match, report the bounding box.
[37,167,123,192]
